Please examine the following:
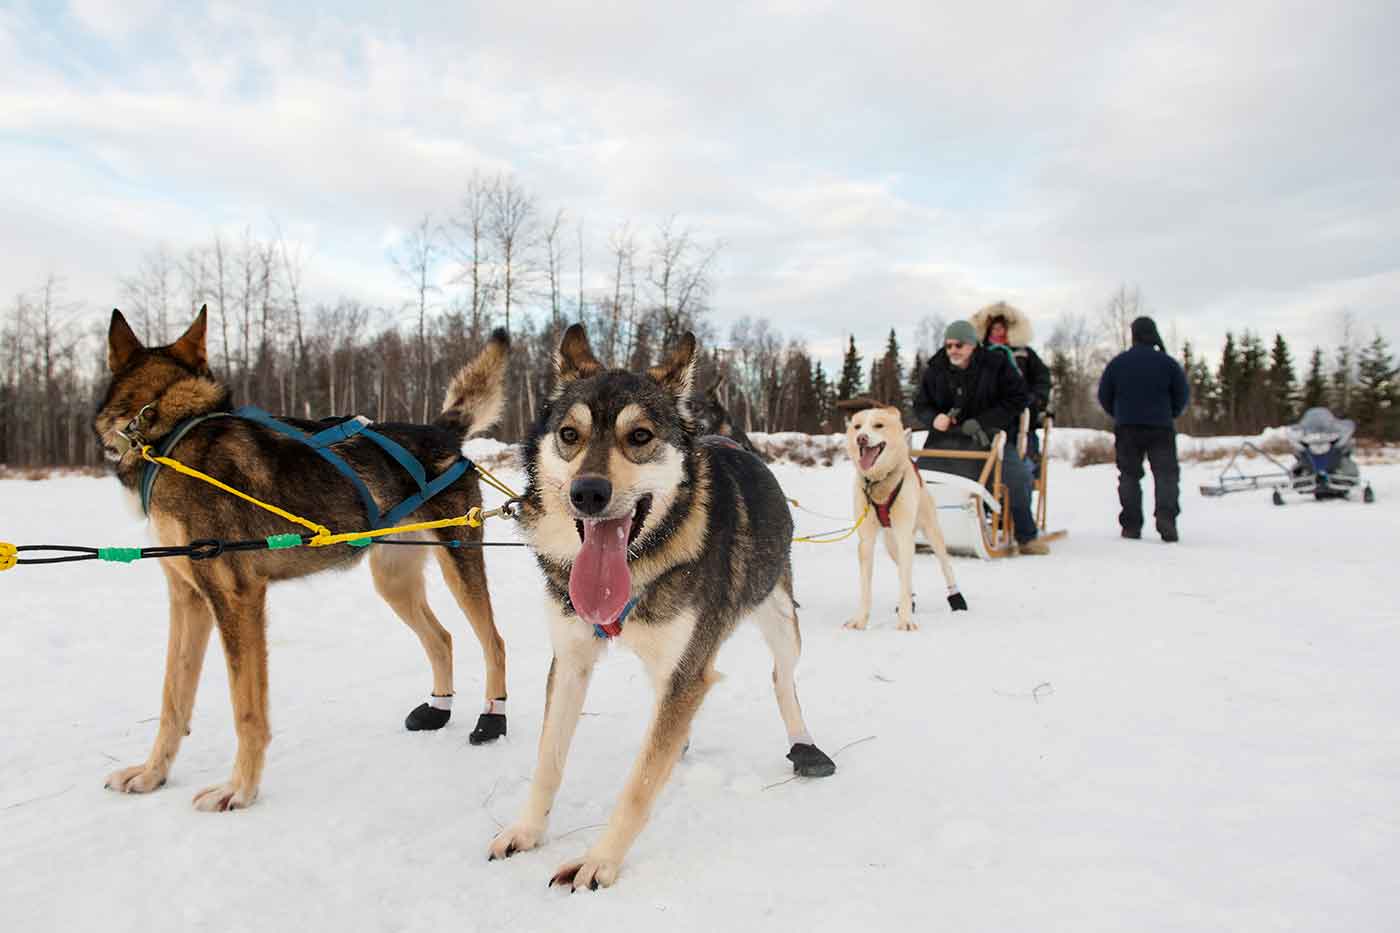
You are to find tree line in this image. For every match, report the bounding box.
[1044,288,1397,440]
[3,187,1397,471]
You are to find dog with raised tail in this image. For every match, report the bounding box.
[93,308,512,812]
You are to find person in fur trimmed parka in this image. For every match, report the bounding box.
[969,301,1052,464]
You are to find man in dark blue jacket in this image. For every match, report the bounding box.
[1097,316,1190,542]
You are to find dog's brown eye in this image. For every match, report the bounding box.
[628,428,654,446]
[559,426,580,444]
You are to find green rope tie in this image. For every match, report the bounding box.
[97,547,143,564]
[265,534,303,550]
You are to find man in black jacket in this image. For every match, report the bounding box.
[1097,316,1190,542]
[913,319,1046,554]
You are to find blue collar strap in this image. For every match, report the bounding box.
[140,411,233,516]
[593,596,639,639]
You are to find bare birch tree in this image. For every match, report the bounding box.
[486,174,537,335]
[391,213,441,421]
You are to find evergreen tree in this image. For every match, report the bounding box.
[1189,355,1219,431]
[1216,332,1239,431]
[1355,332,1397,439]
[812,361,834,433]
[1266,333,1297,426]
[872,328,905,409]
[1301,347,1328,411]
[908,351,925,409]
[836,335,863,401]
[1331,337,1356,416]
[1238,331,1268,432]
[1181,341,1198,432]
[1049,349,1079,425]
[788,351,820,434]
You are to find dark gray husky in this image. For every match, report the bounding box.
[487,323,835,890]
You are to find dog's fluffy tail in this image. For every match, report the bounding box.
[437,328,510,437]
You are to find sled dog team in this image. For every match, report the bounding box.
[90,307,989,890]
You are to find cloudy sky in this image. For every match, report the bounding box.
[3,0,1397,370]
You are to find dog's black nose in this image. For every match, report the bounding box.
[570,476,612,516]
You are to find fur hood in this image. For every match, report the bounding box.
[970,301,1034,347]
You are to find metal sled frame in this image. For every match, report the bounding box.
[911,412,1068,560]
[1197,442,1293,498]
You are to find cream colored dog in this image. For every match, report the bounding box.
[844,405,967,630]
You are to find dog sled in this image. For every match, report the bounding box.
[910,411,1067,559]
[1199,407,1376,505]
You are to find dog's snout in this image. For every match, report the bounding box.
[570,475,613,516]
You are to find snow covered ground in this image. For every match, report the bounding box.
[2,458,1398,932]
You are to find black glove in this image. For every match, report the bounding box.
[959,418,990,448]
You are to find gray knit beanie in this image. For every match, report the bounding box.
[944,320,979,346]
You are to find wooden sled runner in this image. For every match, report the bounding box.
[911,412,1068,560]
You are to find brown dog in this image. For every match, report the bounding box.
[93,308,511,810]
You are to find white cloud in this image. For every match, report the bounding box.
[0,0,1395,376]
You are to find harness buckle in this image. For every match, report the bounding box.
[115,403,157,455]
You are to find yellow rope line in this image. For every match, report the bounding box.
[308,509,486,547]
[139,447,520,550]
[140,447,333,538]
[473,463,520,499]
[792,501,869,544]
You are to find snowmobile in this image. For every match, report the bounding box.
[1199,407,1375,505]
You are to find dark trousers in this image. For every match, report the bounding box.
[1114,425,1179,531]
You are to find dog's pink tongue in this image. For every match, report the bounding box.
[860,445,881,471]
[569,517,633,626]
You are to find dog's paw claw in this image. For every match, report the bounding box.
[550,853,619,891]
[192,781,255,812]
[488,823,542,861]
[104,764,168,795]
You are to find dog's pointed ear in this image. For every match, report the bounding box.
[556,323,601,385]
[108,309,143,373]
[167,305,209,372]
[648,332,698,399]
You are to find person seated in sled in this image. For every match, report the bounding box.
[913,319,1047,555]
[970,301,1052,469]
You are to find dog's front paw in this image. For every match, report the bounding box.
[843,617,869,631]
[896,619,920,632]
[787,742,836,777]
[191,781,257,812]
[488,822,544,861]
[104,763,167,794]
[549,851,621,891]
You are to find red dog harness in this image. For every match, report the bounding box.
[868,477,905,528]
